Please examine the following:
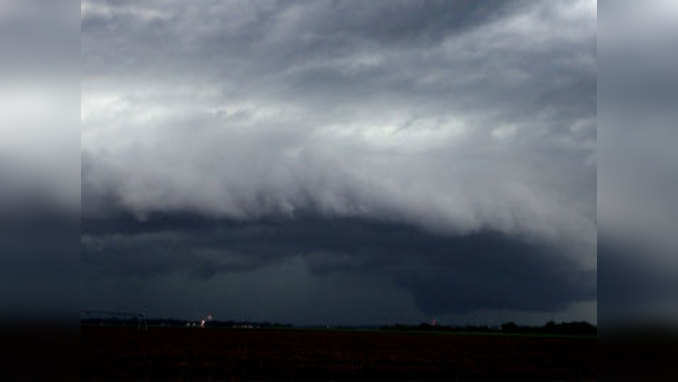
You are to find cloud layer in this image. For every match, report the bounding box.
[82,0,597,322]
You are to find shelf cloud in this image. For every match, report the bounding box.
[81,0,597,322]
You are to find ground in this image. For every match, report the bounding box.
[81,326,598,380]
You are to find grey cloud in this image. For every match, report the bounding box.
[81,0,597,322]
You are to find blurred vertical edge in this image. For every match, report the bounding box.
[598,0,678,380]
[0,0,80,380]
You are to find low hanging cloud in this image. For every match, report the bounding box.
[82,213,595,318]
[81,0,596,320]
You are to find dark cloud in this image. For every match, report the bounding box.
[395,232,595,315]
[82,213,594,320]
[81,0,597,323]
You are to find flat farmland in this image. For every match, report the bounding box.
[81,327,597,381]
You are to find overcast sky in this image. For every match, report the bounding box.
[80,0,597,325]
[598,0,678,326]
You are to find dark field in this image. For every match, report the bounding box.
[81,326,598,381]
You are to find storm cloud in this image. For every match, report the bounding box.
[81,0,596,323]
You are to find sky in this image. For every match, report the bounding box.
[597,0,678,327]
[79,0,597,325]
[1,0,80,321]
